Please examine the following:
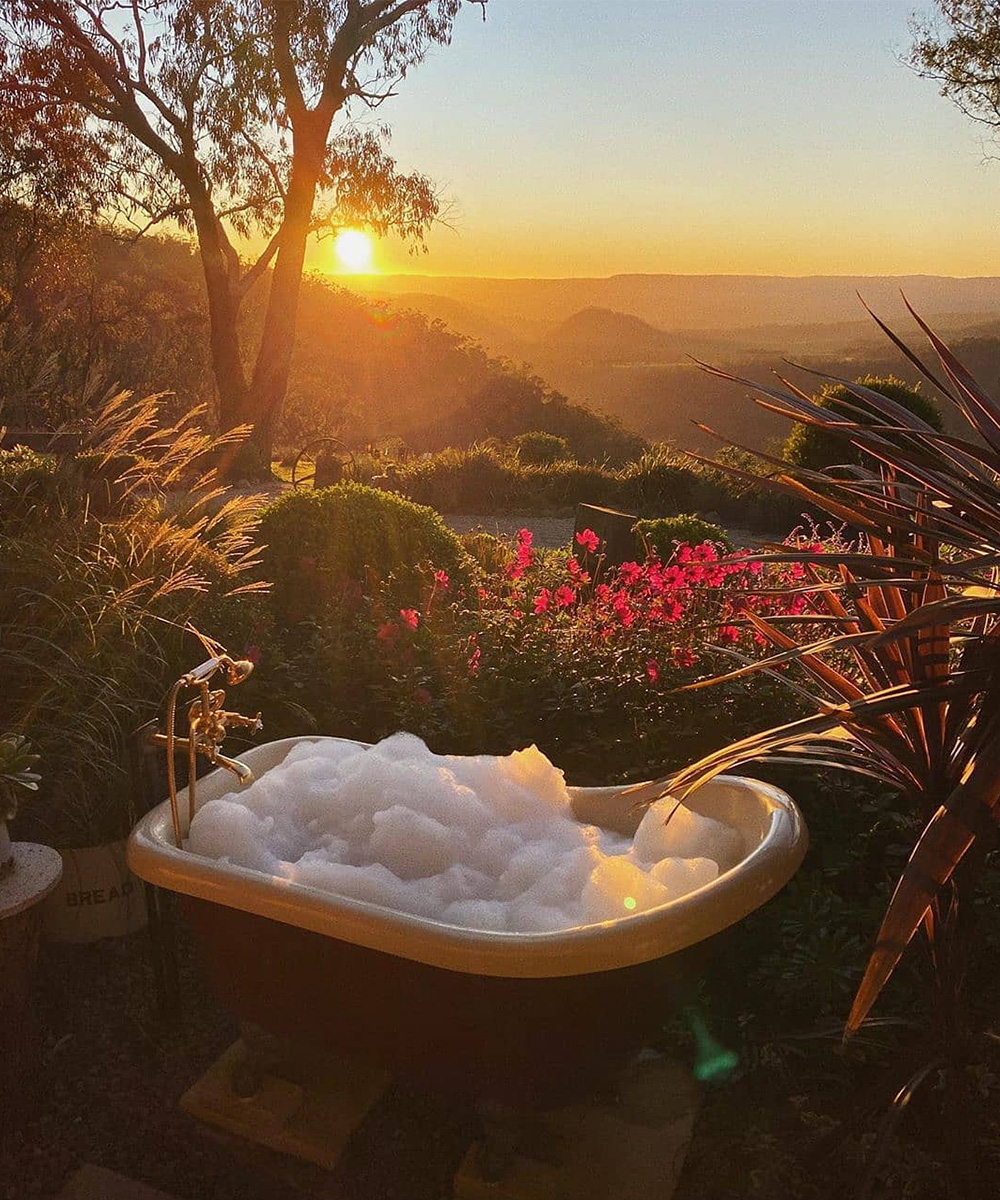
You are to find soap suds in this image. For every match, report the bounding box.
[188,733,741,932]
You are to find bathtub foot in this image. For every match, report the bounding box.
[475,1099,525,1183]
[230,1054,263,1099]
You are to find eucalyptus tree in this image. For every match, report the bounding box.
[910,2,1000,144]
[1,1,473,467]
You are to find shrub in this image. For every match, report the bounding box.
[616,445,695,514]
[258,482,473,628]
[635,514,731,555]
[512,430,572,465]
[783,374,943,472]
[460,529,511,575]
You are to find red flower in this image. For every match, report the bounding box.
[646,659,660,683]
[575,528,600,554]
[717,624,741,644]
[554,585,576,608]
[433,569,450,589]
[507,528,535,580]
[377,622,399,643]
[533,588,551,614]
[413,686,432,705]
[672,646,697,669]
[658,597,683,623]
[399,608,419,630]
[467,646,482,676]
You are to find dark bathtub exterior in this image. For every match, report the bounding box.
[182,893,714,1106]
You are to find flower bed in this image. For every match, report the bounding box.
[250,522,834,786]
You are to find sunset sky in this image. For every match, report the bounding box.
[314,0,1000,280]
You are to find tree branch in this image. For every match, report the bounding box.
[237,228,283,299]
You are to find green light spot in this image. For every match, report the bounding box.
[623,896,637,911]
[684,1006,739,1084]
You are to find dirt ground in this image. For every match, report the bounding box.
[4,929,478,1200]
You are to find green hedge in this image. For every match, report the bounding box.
[635,514,731,555]
[259,482,473,627]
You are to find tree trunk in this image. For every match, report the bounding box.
[190,203,248,434]
[246,163,319,467]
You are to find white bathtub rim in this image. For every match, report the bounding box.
[127,735,808,978]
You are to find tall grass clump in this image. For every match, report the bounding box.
[0,393,265,845]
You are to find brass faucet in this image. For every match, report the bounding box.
[153,654,262,847]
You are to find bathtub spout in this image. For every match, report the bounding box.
[214,753,254,787]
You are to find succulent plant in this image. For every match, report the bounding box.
[0,734,40,823]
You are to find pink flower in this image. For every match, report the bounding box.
[399,608,419,630]
[512,609,523,620]
[377,622,399,644]
[533,588,551,614]
[433,569,450,589]
[646,659,660,684]
[618,561,643,586]
[554,585,576,609]
[567,556,581,578]
[717,624,740,644]
[672,646,697,669]
[413,686,432,705]
[467,646,482,676]
[517,527,533,548]
[576,528,600,554]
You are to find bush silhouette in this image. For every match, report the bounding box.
[784,375,942,473]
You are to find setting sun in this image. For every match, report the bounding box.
[333,228,373,273]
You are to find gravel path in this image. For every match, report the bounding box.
[442,515,764,552]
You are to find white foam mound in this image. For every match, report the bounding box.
[187,734,743,933]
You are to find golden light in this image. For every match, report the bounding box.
[333,228,374,273]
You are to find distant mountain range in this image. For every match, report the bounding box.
[341,273,1000,454]
[348,272,1000,335]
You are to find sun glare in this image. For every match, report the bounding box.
[334,228,374,273]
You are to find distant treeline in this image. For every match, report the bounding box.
[0,210,643,465]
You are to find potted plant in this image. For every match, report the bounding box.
[0,734,40,874]
[0,732,61,1141]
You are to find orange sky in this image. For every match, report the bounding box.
[293,1,1000,281]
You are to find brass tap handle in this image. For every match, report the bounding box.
[159,652,262,847]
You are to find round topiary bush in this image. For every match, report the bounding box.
[783,375,943,473]
[512,430,572,466]
[634,513,731,556]
[259,482,473,627]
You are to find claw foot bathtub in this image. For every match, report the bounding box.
[128,737,806,1107]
